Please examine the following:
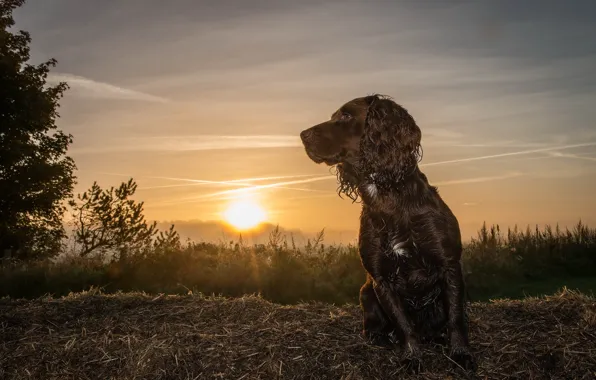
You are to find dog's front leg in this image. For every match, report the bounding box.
[370,276,423,373]
[370,278,417,349]
[443,260,477,372]
[359,222,422,372]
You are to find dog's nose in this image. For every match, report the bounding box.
[300,130,311,142]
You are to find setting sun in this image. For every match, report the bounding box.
[223,199,267,230]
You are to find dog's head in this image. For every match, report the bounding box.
[300,94,422,199]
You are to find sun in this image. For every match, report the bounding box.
[223,199,267,230]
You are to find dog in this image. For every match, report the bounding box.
[300,94,476,372]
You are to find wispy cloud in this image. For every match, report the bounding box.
[447,141,552,149]
[187,170,524,203]
[46,73,170,103]
[177,175,334,203]
[99,172,324,194]
[149,176,336,207]
[139,135,301,151]
[144,175,327,194]
[71,135,302,154]
[463,202,479,207]
[548,151,596,162]
[102,141,595,205]
[420,142,596,167]
[136,174,318,190]
[434,172,523,187]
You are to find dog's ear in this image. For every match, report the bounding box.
[360,95,422,179]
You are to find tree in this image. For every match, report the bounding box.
[0,0,76,260]
[69,178,168,259]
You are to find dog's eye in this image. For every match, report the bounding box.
[339,112,352,121]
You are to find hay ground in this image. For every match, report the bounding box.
[1,289,595,380]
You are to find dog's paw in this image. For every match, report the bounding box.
[450,346,477,372]
[401,342,423,374]
[402,355,423,374]
[401,352,423,374]
[364,331,395,348]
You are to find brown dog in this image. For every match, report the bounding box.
[300,94,476,372]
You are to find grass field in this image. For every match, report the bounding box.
[2,220,595,304]
[1,288,595,380]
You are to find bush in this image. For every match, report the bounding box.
[1,221,595,303]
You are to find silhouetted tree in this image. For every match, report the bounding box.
[69,179,162,259]
[0,0,76,260]
[153,224,182,253]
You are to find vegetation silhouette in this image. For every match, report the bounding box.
[0,0,75,261]
[69,178,179,259]
[2,218,595,303]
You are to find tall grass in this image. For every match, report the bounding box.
[462,220,596,298]
[1,221,595,303]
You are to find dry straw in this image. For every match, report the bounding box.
[1,288,595,379]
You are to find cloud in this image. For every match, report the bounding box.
[98,172,326,196]
[447,141,552,148]
[171,176,335,204]
[548,151,596,162]
[420,142,596,167]
[71,135,302,154]
[46,73,170,103]
[135,174,320,190]
[112,140,595,205]
[463,202,479,207]
[177,170,524,205]
[434,172,523,187]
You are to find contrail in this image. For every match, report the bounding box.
[98,172,327,193]
[138,183,235,190]
[143,176,254,187]
[138,174,327,193]
[420,142,596,167]
[143,174,318,186]
[448,142,549,148]
[70,135,303,154]
[47,73,170,103]
[151,182,334,207]
[226,174,318,183]
[433,172,523,186]
[100,172,317,187]
[98,142,596,204]
[548,151,596,162]
[194,171,524,203]
[140,182,326,193]
[155,142,596,200]
[97,172,253,188]
[195,176,334,199]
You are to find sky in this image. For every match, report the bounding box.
[12,0,596,244]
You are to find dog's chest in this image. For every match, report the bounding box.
[388,236,414,259]
[382,229,416,260]
[381,231,441,294]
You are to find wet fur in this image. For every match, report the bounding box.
[300,95,476,372]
